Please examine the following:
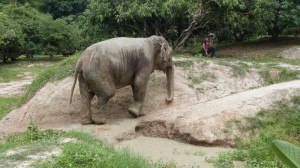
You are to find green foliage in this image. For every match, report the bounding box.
[209,0,300,43]
[272,140,300,168]
[215,0,264,42]
[0,12,24,62]
[256,0,300,39]
[213,96,300,167]
[83,0,197,43]
[0,3,80,61]
[39,0,88,19]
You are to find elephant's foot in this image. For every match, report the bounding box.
[128,102,142,118]
[81,118,94,125]
[92,117,106,125]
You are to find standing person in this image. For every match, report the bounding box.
[201,37,208,56]
[207,33,216,57]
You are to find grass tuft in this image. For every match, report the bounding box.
[260,67,300,85]
[173,60,194,68]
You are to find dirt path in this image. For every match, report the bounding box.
[1,60,300,167]
[0,80,32,97]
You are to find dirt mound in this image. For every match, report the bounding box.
[2,59,300,167]
[2,59,300,145]
[279,47,300,59]
[0,68,195,132]
[0,60,263,134]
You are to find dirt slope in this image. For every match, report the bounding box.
[1,60,300,167]
[1,60,299,145]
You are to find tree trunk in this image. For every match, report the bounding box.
[143,20,147,37]
[173,21,197,51]
[155,20,159,36]
[172,0,217,51]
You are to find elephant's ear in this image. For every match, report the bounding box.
[160,43,168,62]
[150,36,170,61]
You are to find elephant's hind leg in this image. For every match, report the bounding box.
[89,74,116,124]
[79,76,95,125]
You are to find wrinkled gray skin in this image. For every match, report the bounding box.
[70,36,174,125]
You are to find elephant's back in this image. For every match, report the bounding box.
[90,37,149,52]
[80,37,152,84]
[83,37,152,63]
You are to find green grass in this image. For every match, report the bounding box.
[199,72,217,81]
[212,96,300,168]
[173,60,194,68]
[0,96,21,119]
[0,55,65,83]
[0,123,165,168]
[260,67,300,85]
[187,72,217,88]
[211,54,300,84]
[216,60,250,77]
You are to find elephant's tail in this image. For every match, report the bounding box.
[70,60,81,104]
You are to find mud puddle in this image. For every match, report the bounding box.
[115,136,231,168]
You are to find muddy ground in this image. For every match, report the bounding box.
[1,48,300,167]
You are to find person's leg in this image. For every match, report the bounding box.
[208,47,216,57]
[201,48,207,56]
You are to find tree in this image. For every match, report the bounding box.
[257,0,300,39]
[0,12,24,62]
[83,0,220,50]
[39,0,88,19]
[172,0,219,51]
[0,3,80,58]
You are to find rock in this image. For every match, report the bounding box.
[279,48,300,59]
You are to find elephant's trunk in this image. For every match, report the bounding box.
[165,64,174,103]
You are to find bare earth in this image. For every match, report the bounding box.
[0,73,33,97]
[1,57,300,167]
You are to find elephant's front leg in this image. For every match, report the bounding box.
[128,71,150,117]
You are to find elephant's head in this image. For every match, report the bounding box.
[150,36,174,103]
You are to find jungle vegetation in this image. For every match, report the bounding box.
[0,0,299,62]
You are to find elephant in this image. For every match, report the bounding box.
[70,35,174,125]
